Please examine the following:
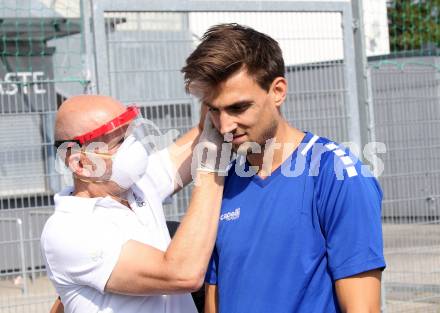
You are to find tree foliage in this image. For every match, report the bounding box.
[388,0,440,52]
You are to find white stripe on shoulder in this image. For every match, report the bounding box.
[340,156,353,166]
[300,135,320,156]
[346,166,358,177]
[325,142,338,151]
[333,149,345,157]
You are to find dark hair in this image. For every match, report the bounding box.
[182,23,285,96]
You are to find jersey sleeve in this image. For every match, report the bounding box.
[41,216,127,293]
[315,148,386,281]
[205,247,219,285]
[144,148,175,202]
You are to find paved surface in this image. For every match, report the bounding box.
[0,275,55,313]
[383,223,440,312]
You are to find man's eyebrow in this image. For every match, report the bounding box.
[206,100,253,110]
[204,102,215,109]
[225,101,253,108]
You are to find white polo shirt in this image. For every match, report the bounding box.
[41,150,197,313]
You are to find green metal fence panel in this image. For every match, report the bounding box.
[0,1,88,312]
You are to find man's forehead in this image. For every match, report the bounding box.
[206,76,264,106]
[195,67,259,101]
[56,100,125,133]
[204,85,255,108]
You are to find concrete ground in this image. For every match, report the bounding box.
[0,275,56,313]
[383,223,440,312]
[0,223,439,313]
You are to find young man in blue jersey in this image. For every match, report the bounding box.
[182,23,385,313]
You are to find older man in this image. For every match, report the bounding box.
[41,95,225,313]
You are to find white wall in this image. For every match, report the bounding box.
[188,0,389,65]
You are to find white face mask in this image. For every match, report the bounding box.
[110,135,149,189]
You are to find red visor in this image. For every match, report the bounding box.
[73,105,140,144]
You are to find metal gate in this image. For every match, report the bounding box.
[90,0,361,220]
[369,56,440,312]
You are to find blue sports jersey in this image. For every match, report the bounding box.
[205,131,386,313]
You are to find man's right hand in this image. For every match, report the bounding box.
[193,113,229,178]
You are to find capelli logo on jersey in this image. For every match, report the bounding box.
[220,208,240,221]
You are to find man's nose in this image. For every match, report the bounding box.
[219,111,236,135]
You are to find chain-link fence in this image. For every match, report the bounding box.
[0,0,439,312]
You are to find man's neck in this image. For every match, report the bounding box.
[246,121,305,178]
[72,178,131,208]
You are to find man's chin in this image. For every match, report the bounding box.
[235,141,259,155]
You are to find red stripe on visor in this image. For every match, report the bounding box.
[73,105,140,144]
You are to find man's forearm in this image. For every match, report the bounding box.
[168,127,201,191]
[205,284,218,313]
[105,171,224,294]
[164,172,224,287]
[335,270,382,313]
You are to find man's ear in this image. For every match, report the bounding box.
[270,77,287,108]
[67,151,89,177]
[71,149,109,179]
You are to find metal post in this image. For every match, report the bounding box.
[28,218,35,282]
[365,66,381,177]
[341,5,362,153]
[80,0,98,94]
[366,67,376,144]
[28,210,54,282]
[0,218,29,295]
[91,0,111,95]
[351,0,371,158]
[381,278,387,313]
[16,219,29,295]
